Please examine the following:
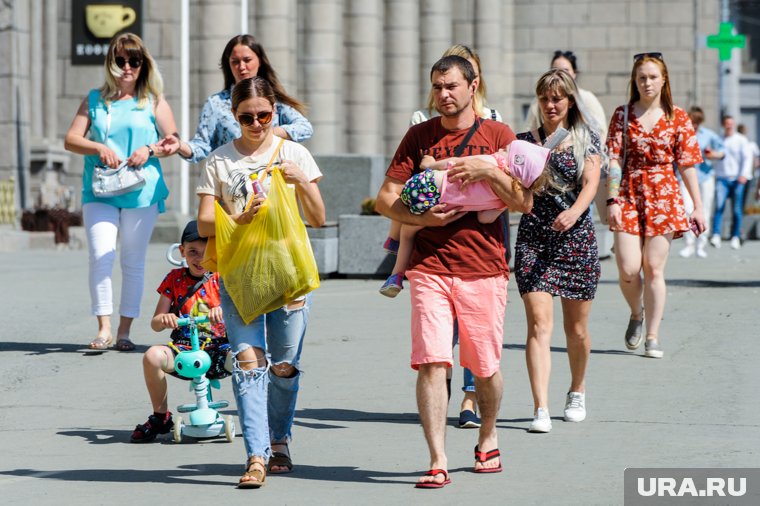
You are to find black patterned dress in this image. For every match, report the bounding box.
[514,130,601,300]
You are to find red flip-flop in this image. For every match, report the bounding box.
[415,468,451,489]
[474,445,503,473]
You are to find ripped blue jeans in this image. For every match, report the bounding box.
[219,279,311,460]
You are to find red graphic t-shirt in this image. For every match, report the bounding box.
[386,118,516,277]
[157,268,225,340]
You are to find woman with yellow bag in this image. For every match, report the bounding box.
[196,76,325,488]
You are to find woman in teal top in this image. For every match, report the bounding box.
[65,33,180,352]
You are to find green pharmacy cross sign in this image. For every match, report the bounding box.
[707,22,746,61]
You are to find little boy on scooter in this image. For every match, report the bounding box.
[130,220,229,443]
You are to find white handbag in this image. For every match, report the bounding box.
[91,104,146,198]
[92,160,146,197]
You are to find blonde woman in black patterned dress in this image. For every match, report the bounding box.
[515,69,603,433]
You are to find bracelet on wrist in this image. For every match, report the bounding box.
[606,197,621,206]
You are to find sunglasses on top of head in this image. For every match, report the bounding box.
[115,56,143,69]
[633,52,663,62]
[237,111,273,127]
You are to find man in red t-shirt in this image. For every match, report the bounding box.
[376,55,533,487]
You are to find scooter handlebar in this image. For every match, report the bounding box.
[177,315,209,326]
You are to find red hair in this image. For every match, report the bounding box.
[628,56,673,121]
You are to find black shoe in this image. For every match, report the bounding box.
[130,412,174,443]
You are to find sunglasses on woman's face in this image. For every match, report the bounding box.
[115,56,143,69]
[237,111,273,127]
[633,52,663,61]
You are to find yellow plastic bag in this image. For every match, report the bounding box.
[201,236,218,272]
[215,168,320,323]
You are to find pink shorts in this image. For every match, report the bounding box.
[407,270,508,378]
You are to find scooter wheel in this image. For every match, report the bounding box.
[224,415,235,442]
[173,416,183,443]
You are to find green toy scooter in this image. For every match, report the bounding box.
[172,315,235,443]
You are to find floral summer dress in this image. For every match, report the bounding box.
[606,105,702,237]
[514,130,601,300]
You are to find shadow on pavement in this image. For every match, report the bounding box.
[0,341,148,355]
[295,407,533,432]
[0,463,438,486]
[599,278,760,288]
[296,407,419,425]
[503,343,630,355]
[0,466,230,487]
[58,428,238,446]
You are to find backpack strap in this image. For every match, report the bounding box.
[169,271,213,316]
[454,118,481,157]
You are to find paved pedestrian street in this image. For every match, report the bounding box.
[1,241,758,505]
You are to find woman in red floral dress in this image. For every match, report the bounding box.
[606,53,705,359]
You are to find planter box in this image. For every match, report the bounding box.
[307,221,338,276]
[338,214,394,276]
[313,154,387,223]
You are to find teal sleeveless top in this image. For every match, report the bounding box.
[82,89,169,211]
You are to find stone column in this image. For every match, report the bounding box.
[346,0,383,154]
[419,0,453,106]
[499,0,517,125]
[10,2,31,208]
[452,0,474,46]
[300,0,343,154]
[192,1,242,121]
[253,0,298,95]
[30,0,43,140]
[384,0,420,153]
[474,0,505,121]
[44,0,58,141]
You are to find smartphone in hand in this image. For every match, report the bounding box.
[690,218,701,237]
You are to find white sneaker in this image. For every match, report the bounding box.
[730,236,741,250]
[696,247,708,258]
[709,234,722,248]
[678,245,695,258]
[564,392,586,422]
[528,407,552,433]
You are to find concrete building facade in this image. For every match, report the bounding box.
[1,0,756,219]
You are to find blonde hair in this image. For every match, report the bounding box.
[534,69,605,183]
[426,44,490,117]
[100,33,163,109]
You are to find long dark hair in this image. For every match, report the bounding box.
[220,34,306,115]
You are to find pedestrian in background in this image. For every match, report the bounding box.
[170,34,312,163]
[679,106,724,259]
[709,116,754,250]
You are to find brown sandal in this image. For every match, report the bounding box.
[237,458,266,489]
[268,443,293,474]
[115,338,136,352]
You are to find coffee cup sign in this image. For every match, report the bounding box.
[85,4,136,39]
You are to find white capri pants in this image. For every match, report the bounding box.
[83,202,158,317]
